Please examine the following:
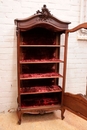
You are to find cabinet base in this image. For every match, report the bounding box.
[17,104,63,124]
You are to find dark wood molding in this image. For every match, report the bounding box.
[14,5,70,31]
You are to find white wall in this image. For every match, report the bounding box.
[0,0,87,112]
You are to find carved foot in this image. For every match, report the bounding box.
[18,120,21,125]
[17,107,22,125]
[61,108,65,120]
[61,114,65,120]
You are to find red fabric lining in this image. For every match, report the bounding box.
[20,85,61,93]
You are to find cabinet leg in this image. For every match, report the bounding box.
[61,108,65,120]
[18,119,21,125]
[17,108,22,125]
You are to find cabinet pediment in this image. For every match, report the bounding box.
[15,5,70,32]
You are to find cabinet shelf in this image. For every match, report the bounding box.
[20,59,64,64]
[20,73,63,80]
[21,96,61,108]
[20,85,62,95]
[20,45,65,47]
[20,90,62,95]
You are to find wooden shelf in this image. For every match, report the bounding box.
[20,45,65,47]
[20,59,64,64]
[20,76,63,80]
[20,85,62,95]
[20,90,62,95]
[20,73,63,80]
[21,96,61,109]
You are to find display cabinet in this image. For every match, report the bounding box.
[15,5,70,124]
[15,5,87,124]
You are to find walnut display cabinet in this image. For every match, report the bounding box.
[15,5,87,124]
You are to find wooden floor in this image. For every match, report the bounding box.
[0,110,87,130]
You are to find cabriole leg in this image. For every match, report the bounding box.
[17,107,22,125]
[61,108,65,120]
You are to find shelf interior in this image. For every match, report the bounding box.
[18,26,63,111]
[20,27,56,45]
[20,63,63,79]
[21,92,61,108]
[20,47,61,61]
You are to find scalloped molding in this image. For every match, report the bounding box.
[77,0,87,40]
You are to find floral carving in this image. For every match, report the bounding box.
[36,5,52,20]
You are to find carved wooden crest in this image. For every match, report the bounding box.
[36,5,52,20]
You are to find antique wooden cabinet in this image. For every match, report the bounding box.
[15,5,87,124]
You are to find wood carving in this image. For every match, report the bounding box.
[36,5,52,20]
